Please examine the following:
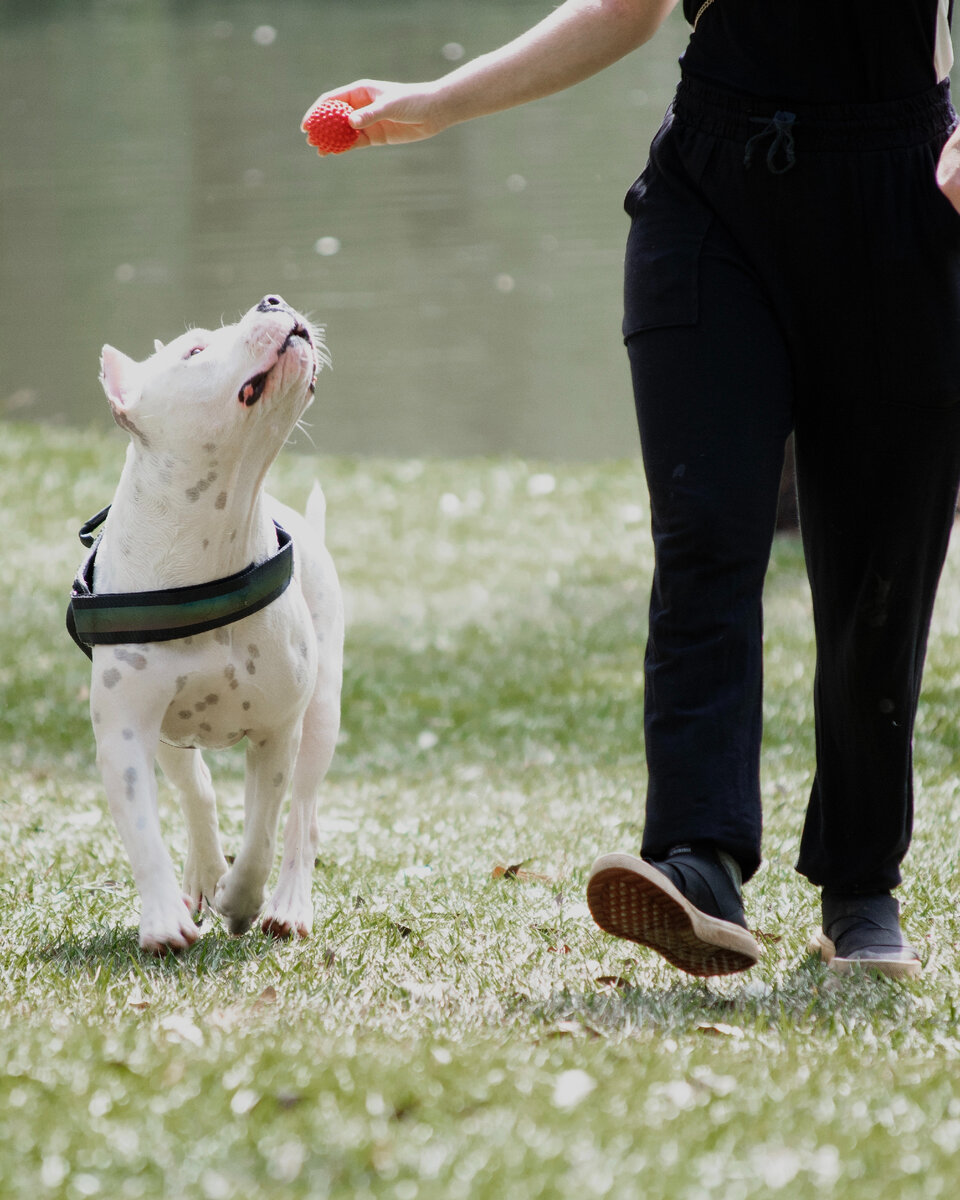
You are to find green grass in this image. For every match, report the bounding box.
[3,422,960,1199]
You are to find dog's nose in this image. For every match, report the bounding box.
[257,295,290,314]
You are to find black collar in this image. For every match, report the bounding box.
[66,507,295,660]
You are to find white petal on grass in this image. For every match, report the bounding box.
[552,1069,596,1109]
[527,472,556,497]
[159,1014,203,1047]
[230,1088,259,1115]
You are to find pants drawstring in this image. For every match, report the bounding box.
[744,110,797,174]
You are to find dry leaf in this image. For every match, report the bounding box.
[595,975,631,990]
[491,861,553,883]
[696,1022,745,1039]
[253,986,277,1010]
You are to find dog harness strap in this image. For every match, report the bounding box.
[66,515,295,659]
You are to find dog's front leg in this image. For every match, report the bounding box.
[92,665,199,954]
[213,727,301,935]
[156,743,230,918]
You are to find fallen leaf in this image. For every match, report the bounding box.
[549,1020,583,1037]
[596,975,631,990]
[491,861,553,883]
[696,1022,745,1039]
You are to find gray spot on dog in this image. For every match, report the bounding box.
[102,668,121,689]
[115,647,148,671]
[248,644,260,659]
[195,701,206,713]
[215,492,228,510]
[245,660,256,675]
[242,701,251,711]
[199,722,212,733]
[205,693,219,706]
[272,772,284,787]
[202,442,217,455]
[178,710,192,720]
[124,766,137,800]
[176,676,188,693]
[122,728,134,741]
[214,628,230,645]
[112,407,149,447]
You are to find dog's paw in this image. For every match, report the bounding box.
[261,871,314,939]
[182,852,230,918]
[139,894,201,955]
[213,867,264,937]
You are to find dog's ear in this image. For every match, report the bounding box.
[100,345,142,418]
[154,338,165,354]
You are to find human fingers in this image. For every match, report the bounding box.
[300,81,382,129]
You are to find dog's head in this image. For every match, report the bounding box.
[99,296,328,456]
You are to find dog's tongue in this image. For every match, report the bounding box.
[239,371,269,407]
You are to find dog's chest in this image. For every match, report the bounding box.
[159,624,316,750]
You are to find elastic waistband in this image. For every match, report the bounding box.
[674,73,956,151]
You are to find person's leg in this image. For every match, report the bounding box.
[587,237,793,976]
[630,244,793,882]
[794,396,960,893]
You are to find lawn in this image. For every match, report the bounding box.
[2,421,960,1199]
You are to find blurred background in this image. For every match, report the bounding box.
[0,0,690,460]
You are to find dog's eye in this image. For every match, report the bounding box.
[184,345,205,359]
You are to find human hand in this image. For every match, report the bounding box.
[936,125,960,214]
[301,80,451,151]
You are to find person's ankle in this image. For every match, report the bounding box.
[649,843,747,928]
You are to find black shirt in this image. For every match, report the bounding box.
[680,0,953,103]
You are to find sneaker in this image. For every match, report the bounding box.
[807,891,921,980]
[586,845,762,977]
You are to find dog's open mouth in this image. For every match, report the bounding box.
[238,324,316,407]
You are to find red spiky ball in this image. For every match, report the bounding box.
[302,99,359,156]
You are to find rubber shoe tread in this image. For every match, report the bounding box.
[587,852,761,977]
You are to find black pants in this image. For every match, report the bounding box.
[626,74,960,891]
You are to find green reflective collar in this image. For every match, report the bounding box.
[66,507,294,660]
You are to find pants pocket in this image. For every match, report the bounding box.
[622,125,713,338]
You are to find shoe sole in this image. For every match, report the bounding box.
[586,852,761,978]
[807,929,922,980]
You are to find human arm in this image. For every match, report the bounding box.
[303,0,680,149]
[937,124,960,214]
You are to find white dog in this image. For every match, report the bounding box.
[69,295,343,954]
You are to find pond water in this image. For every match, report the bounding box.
[0,0,690,459]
